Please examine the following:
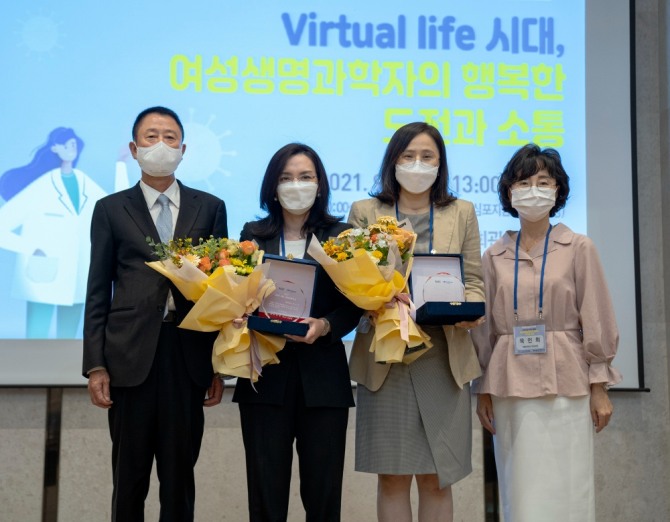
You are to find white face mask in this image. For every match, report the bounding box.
[276,181,318,215]
[395,161,439,194]
[135,141,183,177]
[511,186,557,222]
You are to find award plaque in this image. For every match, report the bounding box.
[247,254,318,336]
[410,254,485,325]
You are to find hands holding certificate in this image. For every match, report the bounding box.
[235,315,329,344]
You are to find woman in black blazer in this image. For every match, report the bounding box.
[233,143,361,522]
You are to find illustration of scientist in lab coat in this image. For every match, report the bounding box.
[0,127,128,338]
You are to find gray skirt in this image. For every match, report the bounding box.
[354,327,472,488]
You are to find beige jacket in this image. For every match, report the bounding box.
[347,197,485,390]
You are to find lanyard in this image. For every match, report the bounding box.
[396,202,434,254]
[513,224,552,320]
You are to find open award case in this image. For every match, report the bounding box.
[409,254,485,325]
[246,254,318,336]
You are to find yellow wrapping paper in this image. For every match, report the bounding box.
[146,258,211,302]
[146,260,286,382]
[307,236,432,364]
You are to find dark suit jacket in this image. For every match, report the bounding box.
[232,221,360,408]
[82,181,228,388]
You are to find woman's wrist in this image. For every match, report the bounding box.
[319,317,331,337]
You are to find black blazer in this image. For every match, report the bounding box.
[82,181,228,388]
[232,221,360,408]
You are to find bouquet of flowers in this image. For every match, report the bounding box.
[146,236,285,382]
[307,216,432,364]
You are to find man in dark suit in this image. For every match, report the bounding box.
[83,106,228,521]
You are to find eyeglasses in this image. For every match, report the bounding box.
[511,179,557,190]
[278,174,317,184]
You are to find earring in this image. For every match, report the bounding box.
[273,196,278,201]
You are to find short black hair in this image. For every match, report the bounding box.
[132,106,184,142]
[247,143,341,239]
[498,143,570,218]
[370,122,456,208]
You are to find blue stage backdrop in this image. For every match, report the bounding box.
[0,0,639,388]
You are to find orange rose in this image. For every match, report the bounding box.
[198,256,212,272]
[239,240,257,255]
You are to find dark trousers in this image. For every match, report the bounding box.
[238,363,349,522]
[108,323,207,522]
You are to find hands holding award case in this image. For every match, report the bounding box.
[410,254,485,325]
[246,244,485,343]
[247,254,318,337]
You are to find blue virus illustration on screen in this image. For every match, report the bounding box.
[179,109,237,190]
[17,13,62,58]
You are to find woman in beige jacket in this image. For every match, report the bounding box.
[472,144,622,522]
[348,122,484,522]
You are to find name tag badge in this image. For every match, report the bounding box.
[513,322,547,354]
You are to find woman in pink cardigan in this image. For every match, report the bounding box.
[472,143,622,522]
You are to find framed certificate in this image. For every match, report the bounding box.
[409,254,485,325]
[247,254,318,336]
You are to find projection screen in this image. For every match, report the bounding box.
[0,0,642,388]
